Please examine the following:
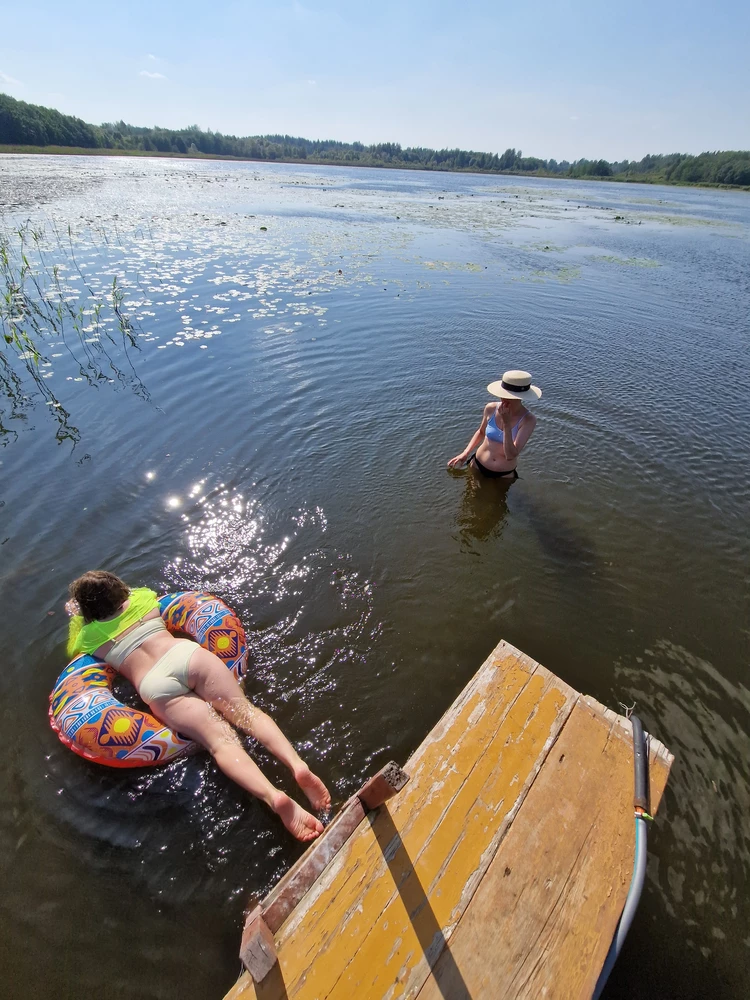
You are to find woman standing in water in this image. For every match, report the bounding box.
[66,571,330,842]
[448,370,541,476]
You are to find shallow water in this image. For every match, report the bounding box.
[0,156,748,999]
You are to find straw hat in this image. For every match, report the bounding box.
[487,370,542,401]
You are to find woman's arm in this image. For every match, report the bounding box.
[67,615,84,658]
[448,405,492,467]
[500,408,537,460]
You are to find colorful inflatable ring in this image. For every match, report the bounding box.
[49,591,247,768]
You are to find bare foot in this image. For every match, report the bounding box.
[272,792,324,842]
[294,764,332,812]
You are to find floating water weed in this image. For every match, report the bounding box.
[592,255,661,268]
[518,265,582,283]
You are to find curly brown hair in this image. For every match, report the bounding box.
[69,571,130,623]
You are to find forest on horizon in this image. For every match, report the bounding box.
[1,92,749,188]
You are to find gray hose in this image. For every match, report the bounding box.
[592,816,648,998]
[591,714,650,999]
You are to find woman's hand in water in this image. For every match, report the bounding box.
[447,452,469,468]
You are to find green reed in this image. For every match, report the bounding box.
[0,222,149,446]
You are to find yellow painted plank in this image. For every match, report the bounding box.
[327,673,574,1000]
[416,699,673,1000]
[225,643,577,1000]
[274,662,556,999]
[224,648,535,1000]
[278,649,537,939]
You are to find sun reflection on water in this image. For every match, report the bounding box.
[162,483,379,739]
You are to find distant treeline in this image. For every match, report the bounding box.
[2,92,749,188]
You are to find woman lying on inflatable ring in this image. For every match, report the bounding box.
[67,570,330,842]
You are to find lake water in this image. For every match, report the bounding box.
[0,155,748,999]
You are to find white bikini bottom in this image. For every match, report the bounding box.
[138,640,197,703]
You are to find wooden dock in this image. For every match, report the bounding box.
[225,640,673,1000]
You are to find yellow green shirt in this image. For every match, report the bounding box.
[67,587,159,658]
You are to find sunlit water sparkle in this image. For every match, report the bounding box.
[0,156,748,1000]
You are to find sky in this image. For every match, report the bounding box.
[1,0,748,161]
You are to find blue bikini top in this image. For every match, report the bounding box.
[486,407,524,443]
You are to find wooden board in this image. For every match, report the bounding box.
[226,642,577,1000]
[416,697,672,1000]
[224,641,673,1000]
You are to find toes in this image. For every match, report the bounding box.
[302,811,324,835]
[299,817,322,841]
[292,806,323,841]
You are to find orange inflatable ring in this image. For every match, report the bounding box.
[49,591,247,767]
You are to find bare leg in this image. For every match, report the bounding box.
[188,648,331,811]
[149,692,323,841]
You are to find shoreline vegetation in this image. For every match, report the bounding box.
[1,142,749,192]
[1,93,749,192]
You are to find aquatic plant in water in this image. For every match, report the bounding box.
[0,222,148,445]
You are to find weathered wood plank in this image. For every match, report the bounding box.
[224,644,540,1000]
[416,698,673,1000]
[239,908,277,984]
[325,666,576,1000]
[224,644,674,1000]
[276,646,541,946]
[276,649,553,931]
[358,760,410,810]
[261,795,367,935]
[254,762,409,948]
[225,642,577,1000]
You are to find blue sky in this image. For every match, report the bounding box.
[1,0,748,160]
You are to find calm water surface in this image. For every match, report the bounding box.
[0,156,748,999]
